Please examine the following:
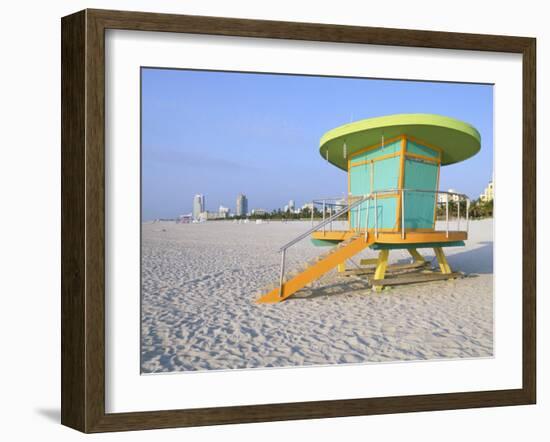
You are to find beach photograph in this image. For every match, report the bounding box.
[140,68,494,373]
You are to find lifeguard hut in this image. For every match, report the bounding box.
[257,114,480,304]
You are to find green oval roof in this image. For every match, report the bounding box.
[319,113,481,170]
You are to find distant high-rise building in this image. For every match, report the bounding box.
[199,211,225,221]
[439,189,460,203]
[193,194,205,220]
[236,193,248,217]
[447,189,460,202]
[480,180,494,202]
[218,205,230,218]
[288,199,295,211]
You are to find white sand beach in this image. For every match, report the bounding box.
[141,219,493,373]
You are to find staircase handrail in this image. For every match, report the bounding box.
[279,195,370,253]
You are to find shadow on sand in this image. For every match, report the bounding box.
[293,279,372,300]
[436,241,493,274]
[381,241,493,275]
[289,241,493,301]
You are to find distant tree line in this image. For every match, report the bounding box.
[233,206,348,221]
[229,198,494,222]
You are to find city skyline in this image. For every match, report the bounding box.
[141,68,493,221]
[184,193,308,217]
[177,181,493,220]
[184,192,302,219]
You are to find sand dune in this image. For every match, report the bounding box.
[141,219,493,373]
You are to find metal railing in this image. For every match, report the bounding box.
[277,195,369,298]
[312,189,470,239]
[307,196,349,232]
[276,189,469,298]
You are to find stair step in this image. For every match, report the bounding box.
[257,235,373,304]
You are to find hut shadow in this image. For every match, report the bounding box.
[391,241,493,275]
[290,241,493,300]
[291,278,372,300]
[434,241,493,274]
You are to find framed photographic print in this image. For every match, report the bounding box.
[61,9,536,433]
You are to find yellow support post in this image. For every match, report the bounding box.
[433,247,452,274]
[337,261,346,273]
[408,248,425,263]
[373,249,389,292]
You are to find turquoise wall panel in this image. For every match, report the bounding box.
[403,158,439,229]
[406,140,439,159]
[404,158,438,190]
[350,196,398,230]
[350,139,401,165]
[349,152,400,230]
[349,163,371,195]
[349,156,400,195]
[373,156,400,191]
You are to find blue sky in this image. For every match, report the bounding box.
[141,68,493,220]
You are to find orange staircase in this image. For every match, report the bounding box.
[256,234,375,304]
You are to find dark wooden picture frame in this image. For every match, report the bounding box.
[61,8,536,433]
